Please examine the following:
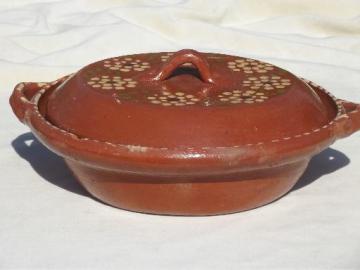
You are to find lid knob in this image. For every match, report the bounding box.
[153,49,215,84]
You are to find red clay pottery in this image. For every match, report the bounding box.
[10,49,360,215]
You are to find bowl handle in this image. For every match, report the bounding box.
[335,99,360,138]
[153,49,215,84]
[9,75,70,123]
[9,82,49,123]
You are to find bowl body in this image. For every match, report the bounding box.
[66,158,309,215]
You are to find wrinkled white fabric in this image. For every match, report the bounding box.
[1,1,360,269]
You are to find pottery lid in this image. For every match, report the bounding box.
[44,49,336,149]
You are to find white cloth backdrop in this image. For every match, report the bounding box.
[1,0,360,269]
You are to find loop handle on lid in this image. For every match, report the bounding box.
[153,49,215,84]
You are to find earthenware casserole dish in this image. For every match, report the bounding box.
[10,49,360,215]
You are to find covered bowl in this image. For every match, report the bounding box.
[10,49,360,215]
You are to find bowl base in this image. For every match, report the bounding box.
[65,159,309,216]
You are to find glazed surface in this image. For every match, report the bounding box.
[45,51,337,148]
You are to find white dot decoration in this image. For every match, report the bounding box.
[103,57,150,72]
[217,90,268,104]
[227,58,274,74]
[243,75,291,91]
[160,52,174,62]
[87,76,137,90]
[161,52,193,67]
[83,53,293,106]
[217,75,291,105]
[36,82,48,88]
[146,91,200,106]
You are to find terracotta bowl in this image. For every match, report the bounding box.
[10,49,360,215]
